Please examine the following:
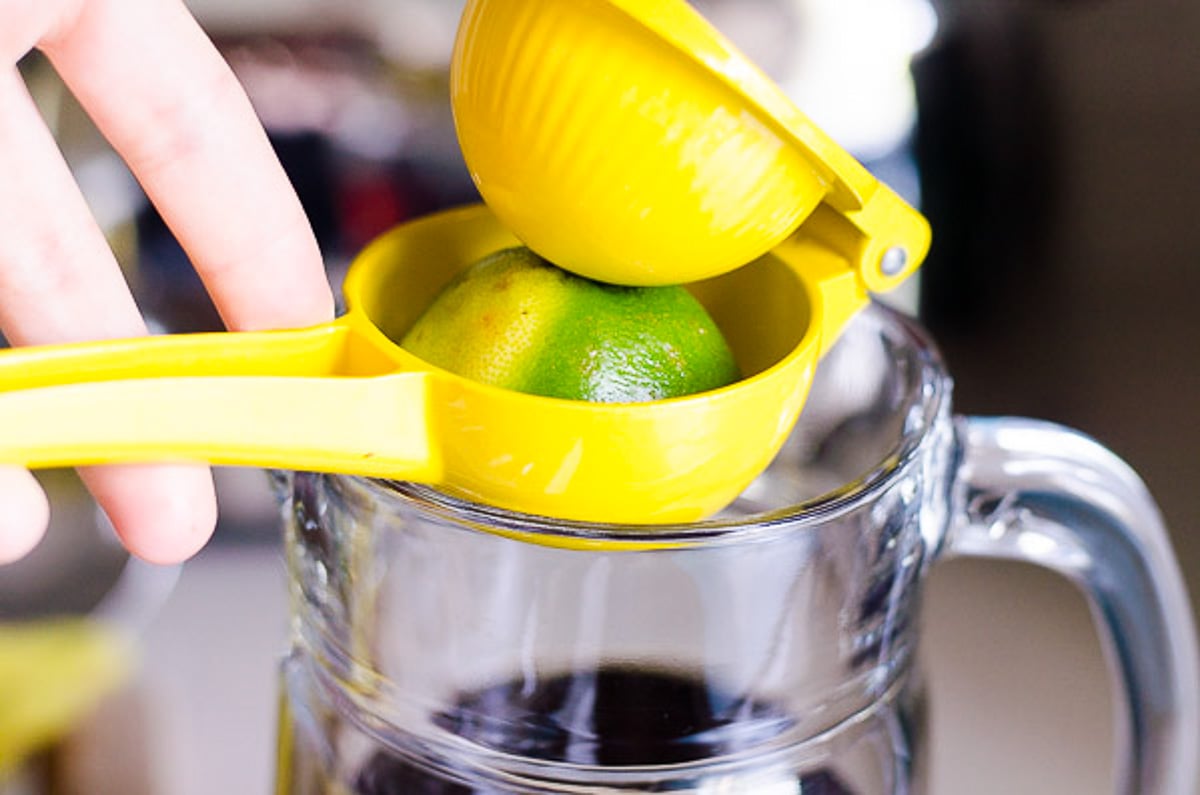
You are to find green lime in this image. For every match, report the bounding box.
[401,246,740,402]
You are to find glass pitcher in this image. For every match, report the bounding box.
[273,302,1198,794]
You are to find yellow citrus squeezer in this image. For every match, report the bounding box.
[0,204,873,524]
[0,0,929,524]
[452,0,930,287]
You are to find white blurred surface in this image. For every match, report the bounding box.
[138,545,289,795]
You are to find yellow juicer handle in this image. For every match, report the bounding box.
[0,321,441,479]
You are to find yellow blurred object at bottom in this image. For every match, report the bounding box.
[0,619,132,776]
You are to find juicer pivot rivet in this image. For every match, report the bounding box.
[880,247,909,277]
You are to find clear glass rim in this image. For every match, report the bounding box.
[339,304,950,546]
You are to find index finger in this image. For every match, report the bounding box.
[39,0,335,332]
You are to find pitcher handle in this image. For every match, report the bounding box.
[946,416,1199,794]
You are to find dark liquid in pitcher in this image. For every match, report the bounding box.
[353,666,853,794]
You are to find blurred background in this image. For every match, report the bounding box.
[1,0,1196,792]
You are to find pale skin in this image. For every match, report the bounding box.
[0,0,336,564]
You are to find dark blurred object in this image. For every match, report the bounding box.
[912,0,1200,641]
[913,6,1060,332]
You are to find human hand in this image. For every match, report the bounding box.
[0,0,336,564]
